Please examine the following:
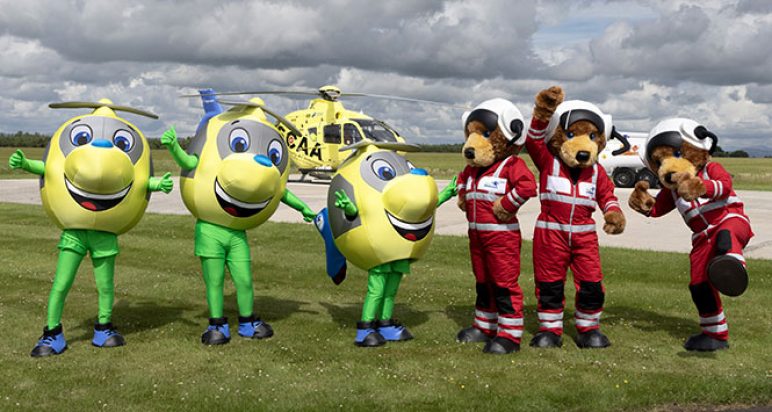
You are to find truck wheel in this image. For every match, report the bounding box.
[612,168,635,188]
[636,168,659,189]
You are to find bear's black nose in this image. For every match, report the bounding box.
[464,148,476,159]
[664,172,675,184]
[576,151,590,162]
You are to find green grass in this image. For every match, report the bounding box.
[0,203,770,411]
[2,148,769,191]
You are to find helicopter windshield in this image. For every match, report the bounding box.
[353,119,398,142]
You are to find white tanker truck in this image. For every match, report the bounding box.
[599,131,660,188]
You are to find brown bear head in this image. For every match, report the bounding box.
[546,101,611,169]
[643,119,716,190]
[461,99,524,168]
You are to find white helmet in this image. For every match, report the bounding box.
[545,100,613,143]
[462,98,526,145]
[640,118,718,170]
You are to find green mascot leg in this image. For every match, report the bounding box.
[226,259,254,318]
[380,272,403,321]
[92,256,116,325]
[201,257,226,318]
[361,272,386,322]
[46,249,85,329]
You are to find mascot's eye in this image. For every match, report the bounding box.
[655,160,662,167]
[70,125,93,146]
[113,130,134,152]
[482,131,491,138]
[674,150,681,158]
[566,131,575,139]
[268,139,283,166]
[371,159,396,181]
[229,128,250,152]
[589,133,596,140]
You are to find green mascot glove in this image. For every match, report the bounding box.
[8,149,45,176]
[162,126,199,170]
[334,190,358,218]
[437,176,458,207]
[148,172,174,193]
[281,189,316,222]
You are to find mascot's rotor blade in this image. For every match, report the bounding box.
[342,93,470,109]
[217,100,303,137]
[49,102,159,119]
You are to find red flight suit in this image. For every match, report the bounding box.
[457,155,536,343]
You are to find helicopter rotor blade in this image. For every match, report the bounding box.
[217,100,303,137]
[340,93,469,109]
[49,101,159,119]
[180,90,320,98]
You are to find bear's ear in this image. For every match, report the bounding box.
[694,126,718,154]
[508,119,524,145]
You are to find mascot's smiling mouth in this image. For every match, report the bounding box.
[65,177,132,211]
[214,179,271,218]
[386,212,433,242]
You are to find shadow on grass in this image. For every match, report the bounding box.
[70,299,198,344]
[320,302,430,329]
[445,303,699,343]
[193,294,316,323]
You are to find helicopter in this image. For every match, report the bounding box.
[185,85,461,181]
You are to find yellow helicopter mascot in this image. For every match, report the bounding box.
[161,89,316,345]
[315,140,456,347]
[8,99,173,357]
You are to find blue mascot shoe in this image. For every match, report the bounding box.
[355,321,386,347]
[201,317,231,345]
[92,322,126,348]
[238,315,274,339]
[31,324,67,357]
[376,319,414,342]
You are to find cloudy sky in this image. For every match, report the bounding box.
[1,0,771,151]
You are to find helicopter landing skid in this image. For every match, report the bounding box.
[290,169,335,184]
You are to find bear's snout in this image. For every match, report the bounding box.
[576,151,590,162]
[464,148,476,160]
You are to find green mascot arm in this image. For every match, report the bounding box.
[161,126,199,170]
[147,172,174,193]
[333,190,358,218]
[8,149,45,176]
[436,176,458,207]
[282,188,316,222]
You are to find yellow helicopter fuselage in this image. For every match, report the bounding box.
[279,98,406,172]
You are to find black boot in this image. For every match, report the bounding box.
[354,321,386,347]
[575,330,611,349]
[684,333,729,352]
[529,331,562,348]
[482,337,520,354]
[707,231,748,297]
[456,326,491,343]
[201,317,231,345]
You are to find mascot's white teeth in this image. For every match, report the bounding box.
[386,212,433,230]
[65,178,131,200]
[214,180,271,209]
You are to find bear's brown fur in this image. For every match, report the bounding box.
[458,115,523,221]
[534,86,625,234]
[629,140,711,214]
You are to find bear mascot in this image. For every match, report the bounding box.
[629,118,753,351]
[525,86,628,349]
[455,98,537,354]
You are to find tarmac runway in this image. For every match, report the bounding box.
[1,177,770,259]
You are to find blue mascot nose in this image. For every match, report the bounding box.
[410,168,428,176]
[254,154,273,167]
[92,139,114,148]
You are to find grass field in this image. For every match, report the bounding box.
[2,147,770,191]
[0,202,770,411]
